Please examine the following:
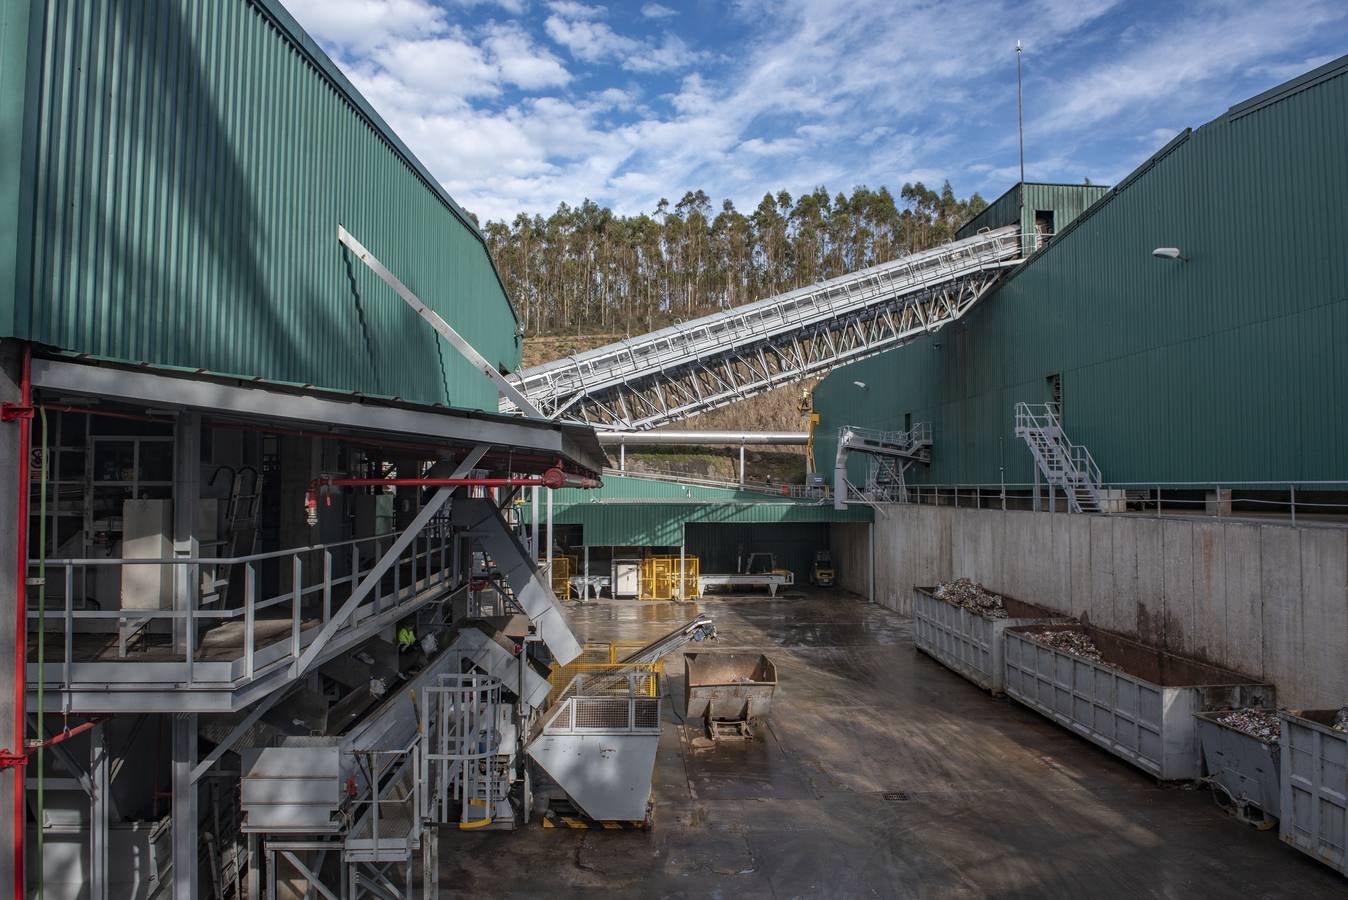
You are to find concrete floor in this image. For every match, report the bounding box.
[442,590,1347,898]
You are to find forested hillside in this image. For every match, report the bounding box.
[484,180,988,339]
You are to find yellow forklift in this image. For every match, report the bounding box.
[809,550,836,587]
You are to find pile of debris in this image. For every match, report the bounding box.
[1334,706,1348,733]
[1024,629,1118,669]
[1217,708,1281,742]
[934,578,1008,619]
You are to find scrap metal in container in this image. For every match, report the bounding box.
[934,578,1008,618]
[1217,708,1281,742]
[1022,628,1118,669]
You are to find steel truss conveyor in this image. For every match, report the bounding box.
[502,226,1023,429]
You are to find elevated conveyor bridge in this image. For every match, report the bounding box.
[503,226,1023,429]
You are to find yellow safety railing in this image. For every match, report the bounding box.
[550,556,574,597]
[639,556,701,600]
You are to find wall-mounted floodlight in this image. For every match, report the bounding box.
[853,381,867,389]
[1152,247,1189,262]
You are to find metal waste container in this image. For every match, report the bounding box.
[1195,710,1281,824]
[1280,708,1348,877]
[684,653,777,723]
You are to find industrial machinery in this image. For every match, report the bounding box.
[527,616,715,825]
[810,550,836,587]
[699,552,795,597]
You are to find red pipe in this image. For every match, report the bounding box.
[12,345,30,899]
[28,717,106,752]
[315,476,550,488]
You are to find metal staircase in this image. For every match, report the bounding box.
[504,227,1023,429]
[1013,402,1105,513]
[833,424,933,508]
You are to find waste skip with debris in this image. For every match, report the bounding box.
[1196,708,1281,825]
[1279,708,1348,877]
[684,653,777,739]
[1004,624,1274,780]
[914,582,1074,694]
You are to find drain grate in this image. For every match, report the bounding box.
[883,791,912,802]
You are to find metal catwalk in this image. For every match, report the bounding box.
[502,226,1022,429]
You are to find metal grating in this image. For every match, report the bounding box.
[633,699,660,730]
[574,698,632,729]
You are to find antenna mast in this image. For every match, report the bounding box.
[1016,40,1025,185]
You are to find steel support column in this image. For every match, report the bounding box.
[90,720,110,900]
[173,714,199,900]
[545,489,553,577]
[174,414,202,654]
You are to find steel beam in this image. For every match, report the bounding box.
[27,359,606,476]
[173,713,199,900]
[190,688,289,784]
[337,226,543,417]
[90,721,109,900]
[291,446,486,676]
[507,228,1019,428]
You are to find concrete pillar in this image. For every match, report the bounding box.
[90,721,110,900]
[1205,489,1232,516]
[583,545,590,600]
[0,342,22,896]
[172,714,198,900]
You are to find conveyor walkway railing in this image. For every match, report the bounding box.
[503,226,1023,429]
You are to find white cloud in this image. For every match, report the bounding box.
[1036,2,1345,134]
[280,0,447,55]
[483,24,572,89]
[283,0,1348,223]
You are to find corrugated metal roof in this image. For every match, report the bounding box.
[814,58,1348,486]
[4,0,519,412]
[554,474,872,547]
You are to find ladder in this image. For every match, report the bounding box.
[1013,402,1105,514]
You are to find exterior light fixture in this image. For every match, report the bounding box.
[1152,247,1189,262]
[853,381,867,389]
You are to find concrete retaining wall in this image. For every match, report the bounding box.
[841,505,1348,708]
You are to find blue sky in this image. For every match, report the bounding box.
[283,0,1347,223]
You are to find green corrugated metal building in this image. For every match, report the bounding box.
[956,182,1111,256]
[815,55,1348,488]
[550,473,871,556]
[0,0,519,413]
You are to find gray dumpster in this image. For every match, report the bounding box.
[1279,709,1348,877]
[1195,710,1280,823]
[684,653,777,722]
[913,586,1074,695]
[1004,624,1273,781]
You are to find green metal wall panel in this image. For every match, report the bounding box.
[816,58,1348,487]
[5,0,519,410]
[552,474,871,547]
[0,0,34,328]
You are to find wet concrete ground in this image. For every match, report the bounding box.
[442,590,1347,898]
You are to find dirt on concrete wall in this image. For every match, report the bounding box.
[837,505,1348,708]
